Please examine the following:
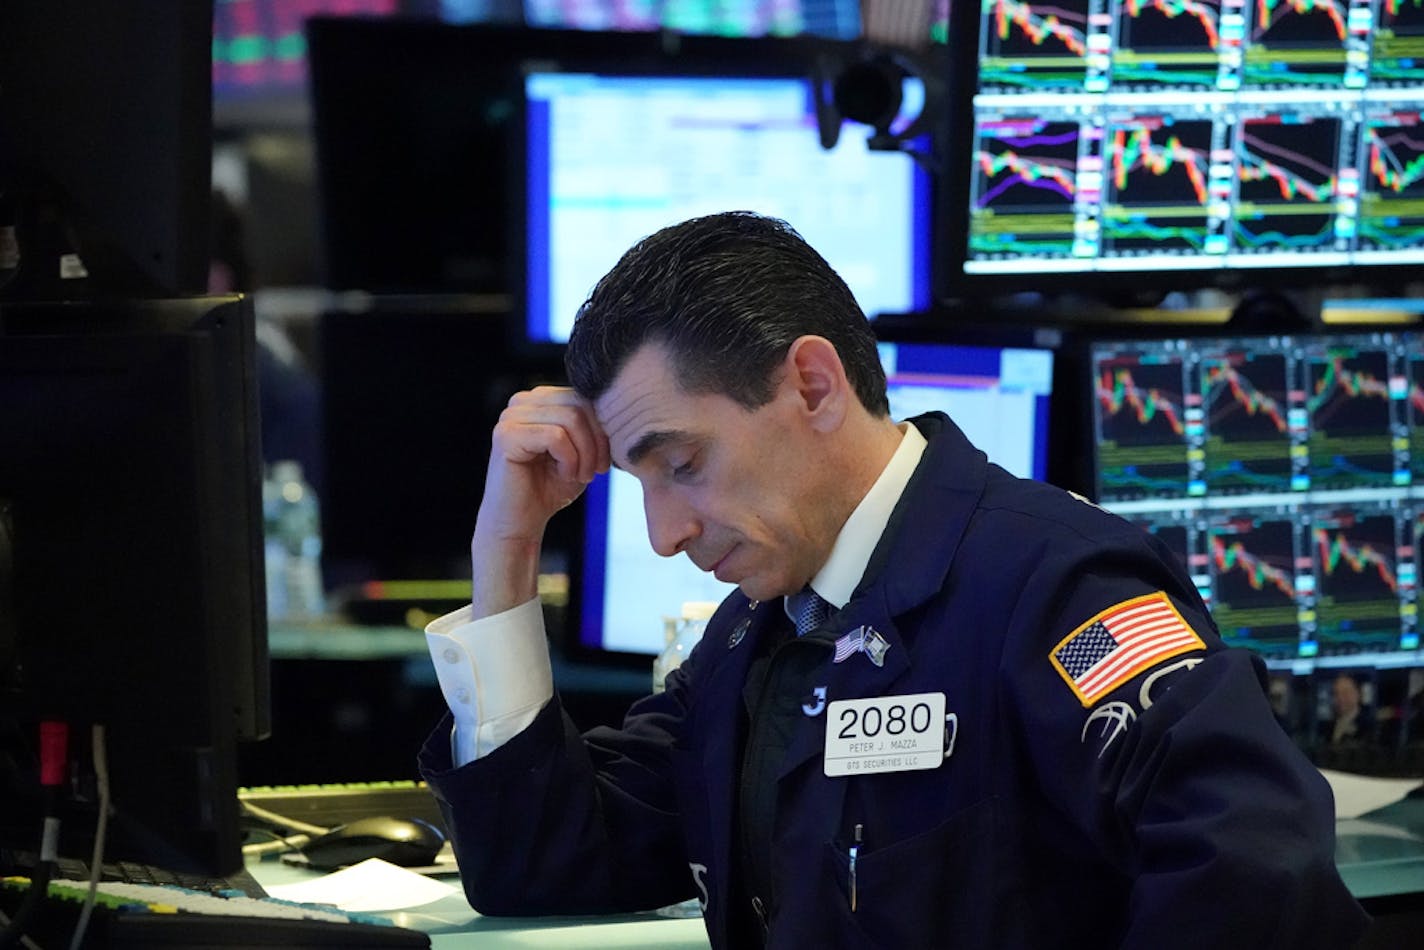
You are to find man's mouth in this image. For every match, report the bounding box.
[709,546,737,580]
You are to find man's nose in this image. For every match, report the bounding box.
[645,489,699,558]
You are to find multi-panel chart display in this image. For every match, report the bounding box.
[1091,331,1423,670]
[965,0,1424,276]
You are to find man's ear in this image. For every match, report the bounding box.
[784,335,850,432]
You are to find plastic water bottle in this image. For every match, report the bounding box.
[652,601,718,693]
[264,460,324,620]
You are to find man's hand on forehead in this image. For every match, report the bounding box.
[501,386,611,485]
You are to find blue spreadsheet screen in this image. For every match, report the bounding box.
[522,70,933,343]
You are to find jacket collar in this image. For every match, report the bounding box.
[856,412,988,621]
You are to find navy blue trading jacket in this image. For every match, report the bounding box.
[420,412,1369,949]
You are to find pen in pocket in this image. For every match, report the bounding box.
[848,823,862,912]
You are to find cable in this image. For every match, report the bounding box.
[0,720,67,950]
[240,828,313,859]
[239,800,330,838]
[238,800,328,859]
[0,910,43,950]
[66,725,107,950]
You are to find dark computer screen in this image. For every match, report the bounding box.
[306,17,667,294]
[520,66,934,344]
[1086,328,1424,760]
[317,305,547,585]
[0,1,212,298]
[936,0,1424,299]
[0,295,268,875]
[571,336,1056,658]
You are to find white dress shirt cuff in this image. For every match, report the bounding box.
[425,597,553,766]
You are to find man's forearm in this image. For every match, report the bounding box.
[470,532,544,620]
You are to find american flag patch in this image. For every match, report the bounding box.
[1049,592,1205,708]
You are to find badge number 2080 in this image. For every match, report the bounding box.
[823,692,947,777]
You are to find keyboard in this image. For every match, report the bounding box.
[239,780,446,831]
[0,848,267,898]
[0,876,431,948]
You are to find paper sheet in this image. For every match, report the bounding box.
[265,858,459,912]
[1320,768,1424,820]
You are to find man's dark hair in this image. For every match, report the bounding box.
[565,211,890,415]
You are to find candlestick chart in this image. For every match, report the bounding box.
[1311,509,1407,652]
[1370,0,1424,84]
[1102,117,1217,252]
[1112,0,1224,86]
[979,0,1093,89]
[1095,356,1194,501]
[1305,345,1399,489]
[956,0,1424,283]
[969,118,1081,259]
[1358,114,1424,254]
[1231,114,1344,255]
[1201,352,1296,492]
[1208,512,1305,655]
[1242,0,1350,86]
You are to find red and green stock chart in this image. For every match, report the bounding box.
[1243,0,1351,87]
[1410,346,1424,483]
[1200,349,1298,494]
[1094,352,1195,501]
[1310,507,1411,653]
[968,116,1083,259]
[1113,0,1224,87]
[1359,111,1424,254]
[1231,111,1348,258]
[959,0,1424,278]
[1371,0,1424,84]
[1207,510,1305,656]
[1101,115,1219,252]
[979,0,1092,90]
[1090,332,1423,664]
[1304,343,1400,490]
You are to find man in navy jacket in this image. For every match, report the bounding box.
[419,211,1368,948]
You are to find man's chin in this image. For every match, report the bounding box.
[736,576,797,604]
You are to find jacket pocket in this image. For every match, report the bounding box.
[796,796,1019,949]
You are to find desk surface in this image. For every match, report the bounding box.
[250,860,712,949]
[1337,795,1424,902]
[248,796,1424,947]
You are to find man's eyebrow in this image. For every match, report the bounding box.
[625,429,695,467]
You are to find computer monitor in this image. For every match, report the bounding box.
[317,304,547,585]
[0,295,268,875]
[306,16,668,294]
[520,66,934,345]
[521,0,863,36]
[935,0,1424,300]
[570,336,1056,658]
[212,0,401,118]
[1088,328,1423,655]
[0,1,212,298]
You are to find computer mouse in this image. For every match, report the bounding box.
[299,815,447,871]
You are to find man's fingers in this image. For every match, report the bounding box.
[500,387,608,483]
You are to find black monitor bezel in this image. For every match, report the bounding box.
[0,294,268,875]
